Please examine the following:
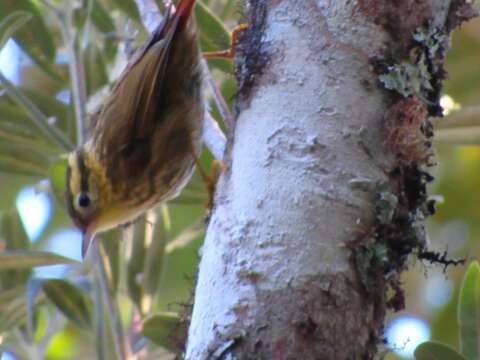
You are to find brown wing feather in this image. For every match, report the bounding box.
[92,7,185,186]
[89,0,202,206]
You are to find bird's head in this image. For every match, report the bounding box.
[65,147,116,258]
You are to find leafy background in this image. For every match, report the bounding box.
[0,1,478,359]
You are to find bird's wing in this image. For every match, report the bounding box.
[92,7,184,184]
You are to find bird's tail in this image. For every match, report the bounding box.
[175,0,197,31]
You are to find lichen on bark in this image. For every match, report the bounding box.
[352,0,477,323]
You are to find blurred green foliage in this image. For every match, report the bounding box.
[0,1,479,360]
[414,261,480,360]
[0,0,238,358]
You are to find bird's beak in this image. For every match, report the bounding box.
[82,226,96,259]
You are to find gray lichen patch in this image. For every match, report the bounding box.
[350,167,433,295]
[375,22,450,116]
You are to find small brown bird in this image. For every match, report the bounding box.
[65,0,204,257]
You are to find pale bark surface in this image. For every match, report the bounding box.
[186,0,468,359]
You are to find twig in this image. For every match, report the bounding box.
[433,105,480,129]
[203,112,227,160]
[38,0,59,15]
[82,0,95,50]
[93,278,105,360]
[202,59,235,129]
[134,0,163,32]
[435,126,480,145]
[59,0,87,145]
[93,243,132,360]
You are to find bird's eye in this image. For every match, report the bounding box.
[78,192,91,208]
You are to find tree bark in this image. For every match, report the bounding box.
[186,0,476,358]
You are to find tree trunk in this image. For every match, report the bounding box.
[186,0,476,358]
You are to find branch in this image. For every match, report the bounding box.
[435,126,480,145]
[433,105,480,129]
[202,112,227,161]
[134,0,163,32]
[201,59,235,130]
[432,106,480,145]
[93,243,133,360]
[60,2,87,145]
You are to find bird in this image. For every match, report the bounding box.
[64,0,204,258]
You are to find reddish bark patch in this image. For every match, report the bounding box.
[355,0,433,56]
[357,0,383,23]
[230,274,381,360]
[272,336,288,360]
[385,96,431,165]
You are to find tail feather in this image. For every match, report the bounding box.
[176,0,197,31]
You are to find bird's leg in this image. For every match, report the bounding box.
[190,149,224,212]
[203,24,248,59]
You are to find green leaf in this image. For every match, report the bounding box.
[171,172,207,205]
[21,88,72,136]
[49,155,68,207]
[0,11,32,51]
[0,0,61,81]
[84,44,109,96]
[0,208,29,250]
[0,284,45,335]
[0,209,31,290]
[0,250,79,270]
[415,341,467,360]
[0,142,51,177]
[0,285,26,309]
[142,312,185,353]
[127,209,170,314]
[110,0,141,23]
[127,215,147,310]
[196,1,230,47]
[99,229,122,295]
[0,297,28,334]
[166,219,204,253]
[0,156,48,177]
[26,278,46,341]
[458,261,480,360]
[91,0,115,34]
[0,101,55,173]
[42,279,92,329]
[142,207,169,313]
[0,104,56,153]
[220,0,237,19]
[0,71,74,151]
[196,1,233,73]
